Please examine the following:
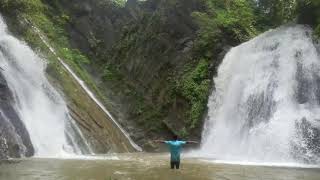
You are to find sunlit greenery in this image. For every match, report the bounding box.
[113,0,127,7]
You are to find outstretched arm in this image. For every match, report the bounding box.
[153,140,166,143]
[186,141,199,144]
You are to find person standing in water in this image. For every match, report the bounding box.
[154,135,198,169]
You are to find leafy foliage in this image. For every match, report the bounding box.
[0,0,44,14]
[255,0,297,28]
[112,0,127,7]
[60,48,90,65]
[193,0,257,46]
[4,0,320,142]
[177,0,259,131]
[176,59,210,129]
[102,64,122,81]
[215,0,257,41]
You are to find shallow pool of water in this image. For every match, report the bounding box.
[0,153,319,180]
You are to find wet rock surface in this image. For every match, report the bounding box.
[0,72,34,159]
[49,0,206,149]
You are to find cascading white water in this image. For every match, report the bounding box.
[199,25,320,164]
[0,16,91,157]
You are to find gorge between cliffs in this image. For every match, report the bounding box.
[1,0,320,179]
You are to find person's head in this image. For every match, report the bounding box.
[173,135,178,141]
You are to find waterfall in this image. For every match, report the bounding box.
[0,16,91,157]
[200,25,320,164]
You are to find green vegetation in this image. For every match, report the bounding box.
[98,0,320,139]
[0,0,44,15]
[253,0,320,38]
[254,0,297,28]
[2,0,320,145]
[174,0,320,134]
[60,48,90,65]
[178,0,259,131]
[193,0,257,47]
[113,0,127,7]
[102,64,123,81]
[176,59,210,128]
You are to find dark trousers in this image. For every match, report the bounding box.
[170,161,180,169]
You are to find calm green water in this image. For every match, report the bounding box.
[0,153,319,180]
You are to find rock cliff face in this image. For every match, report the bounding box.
[1,0,319,154]
[0,14,137,154]
[0,0,231,151]
[51,0,129,54]
[43,0,209,149]
[46,62,137,153]
[0,72,34,159]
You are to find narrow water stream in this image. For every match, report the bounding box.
[1,153,319,180]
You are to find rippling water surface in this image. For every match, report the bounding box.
[0,153,319,180]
